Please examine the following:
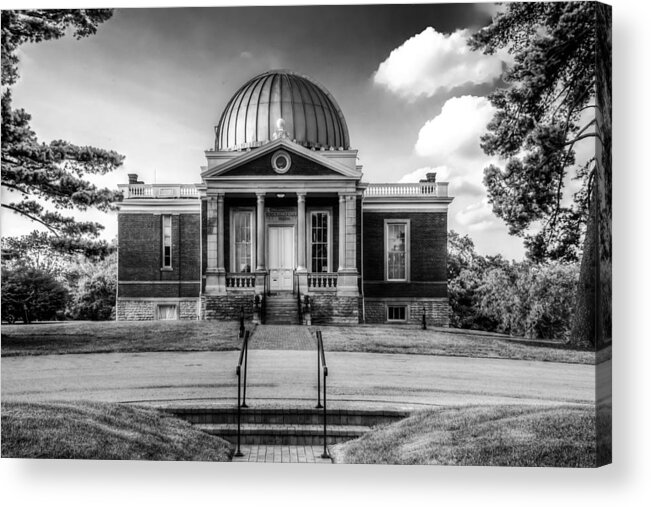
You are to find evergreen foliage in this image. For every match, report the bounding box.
[1,9,123,257]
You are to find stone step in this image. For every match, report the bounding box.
[166,407,409,427]
[195,423,370,445]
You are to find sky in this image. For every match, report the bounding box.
[1,2,592,259]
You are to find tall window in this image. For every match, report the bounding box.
[162,215,172,269]
[311,211,329,272]
[233,211,253,272]
[385,220,409,281]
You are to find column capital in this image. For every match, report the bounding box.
[256,192,266,202]
[297,192,306,202]
[217,193,225,202]
[339,194,346,203]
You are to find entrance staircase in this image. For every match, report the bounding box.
[264,293,299,325]
[166,406,409,445]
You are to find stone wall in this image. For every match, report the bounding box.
[310,294,360,325]
[364,298,450,327]
[117,298,200,321]
[202,294,255,320]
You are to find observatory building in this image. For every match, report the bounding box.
[116,70,453,325]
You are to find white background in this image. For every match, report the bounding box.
[1,0,648,505]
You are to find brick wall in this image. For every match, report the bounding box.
[118,212,200,297]
[362,211,447,298]
[364,298,450,327]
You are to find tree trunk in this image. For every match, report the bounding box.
[569,4,611,349]
[570,196,596,347]
[595,3,612,347]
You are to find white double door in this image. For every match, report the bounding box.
[268,226,295,291]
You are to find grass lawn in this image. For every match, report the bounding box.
[330,403,603,467]
[1,320,242,357]
[2,320,602,365]
[1,401,233,460]
[315,325,597,364]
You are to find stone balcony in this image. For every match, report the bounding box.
[118,184,199,199]
[364,181,449,198]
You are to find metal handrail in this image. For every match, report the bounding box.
[234,329,250,457]
[315,329,329,458]
[295,270,303,324]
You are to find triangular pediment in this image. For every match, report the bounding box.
[201,138,360,180]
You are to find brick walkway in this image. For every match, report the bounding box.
[249,325,315,350]
[232,445,332,463]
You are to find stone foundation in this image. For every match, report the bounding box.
[309,294,360,325]
[117,298,200,321]
[202,294,255,320]
[364,298,450,327]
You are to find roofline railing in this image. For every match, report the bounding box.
[119,183,199,199]
[364,181,449,198]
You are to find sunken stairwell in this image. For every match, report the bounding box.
[264,293,300,325]
[166,407,409,446]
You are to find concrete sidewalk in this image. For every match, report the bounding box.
[1,349,596,410]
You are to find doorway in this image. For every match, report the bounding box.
[268,226,295,291]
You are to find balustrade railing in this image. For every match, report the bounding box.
[121,184,199,199]
[365,182,449,197]
[307,273,338,291]
[226,273,256,289]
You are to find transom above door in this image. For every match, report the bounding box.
[268,225,295,291]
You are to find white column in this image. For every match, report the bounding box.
[256,193,266,271]
[297,193,306,271]
[345,194,357,271]
[206,198,218,271]
[338,194,346,272]
[217,194,225,272]
[205,195,225,293]
[337,193,359,296]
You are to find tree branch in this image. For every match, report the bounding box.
[1,203,60,236]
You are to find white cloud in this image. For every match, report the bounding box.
[374,27,504,100]
[398,166,451,183]
[415,95,496,160]
[456,201,500,231]
[398,95,520,252]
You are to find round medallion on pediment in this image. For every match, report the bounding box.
[271,150,292,174]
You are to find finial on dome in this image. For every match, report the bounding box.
[272,117,290,141]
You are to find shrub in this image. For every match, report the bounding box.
[1,266,69,323]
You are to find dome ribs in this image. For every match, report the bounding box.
[235,77,259,147]
[300,77,321,147]
[255,73,274,146]
[294,77,313,147]
[267,72,279,145]
[216,90,238,150]
[283,73,296,142]
[243,73,265,145]
[215,70,350,151]
[304,78,334,148]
